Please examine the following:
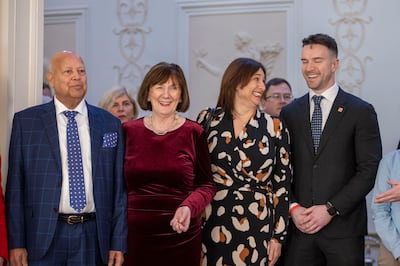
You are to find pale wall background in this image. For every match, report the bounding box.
[1,0,400,237]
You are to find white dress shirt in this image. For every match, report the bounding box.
[309,83,339,130]
[54,97,95,214]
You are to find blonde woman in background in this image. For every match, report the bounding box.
[99,85,138,123]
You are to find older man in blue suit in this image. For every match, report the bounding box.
[6,50,127,265]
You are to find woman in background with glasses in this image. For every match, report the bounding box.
[260,77,293,117]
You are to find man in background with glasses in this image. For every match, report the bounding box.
[260,77,293,116]
[259,77,293,266]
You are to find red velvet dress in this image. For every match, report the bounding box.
[123,118,216,266]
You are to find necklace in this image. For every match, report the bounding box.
[148,114,178,135]
[234,116,249,127]
[233,110,255,127]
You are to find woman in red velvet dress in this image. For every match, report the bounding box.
[123,62,216,265]
[0,156,8,266]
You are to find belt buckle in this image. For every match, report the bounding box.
[67,215,79,225]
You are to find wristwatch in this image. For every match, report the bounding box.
[326,201,339,217]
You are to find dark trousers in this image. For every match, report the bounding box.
[29,219,104,266]
[284,229,364,266]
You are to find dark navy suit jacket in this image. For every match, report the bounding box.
[6,101,127,263]
[281,88,382,237]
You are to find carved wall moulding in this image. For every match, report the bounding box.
[113,0,151,95]
[330,0,372,95]
[177,0,295,119]
[193,32,283,79]
[235,32,283,79]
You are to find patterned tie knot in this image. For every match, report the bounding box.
[64,110,78,119]
[313,95,323,106]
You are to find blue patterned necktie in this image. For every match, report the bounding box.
[311,95,323,154]
[64,111,86,212]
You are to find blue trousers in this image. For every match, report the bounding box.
[29,219,105,266]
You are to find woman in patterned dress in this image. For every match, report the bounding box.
[197,58,291,266]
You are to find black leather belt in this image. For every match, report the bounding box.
[58,213,96,224]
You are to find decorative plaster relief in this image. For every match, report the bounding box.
[193,31,283,78]
[113,0,151,94]
[177,0,296,119]
[193,48,221,76]
[235,32,283,79]
[330,0,372,95]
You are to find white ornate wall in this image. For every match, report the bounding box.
[330,0,372,96]
[113,0,152,98]
[2,1,400,242]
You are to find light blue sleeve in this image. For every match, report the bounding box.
[371,151,400,260]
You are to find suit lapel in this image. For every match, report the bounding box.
[317,88,347,155]
[87,103,103,179]
[295,94,315,155]
[41,102,62,170]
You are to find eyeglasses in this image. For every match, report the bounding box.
[265,93,293,101]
